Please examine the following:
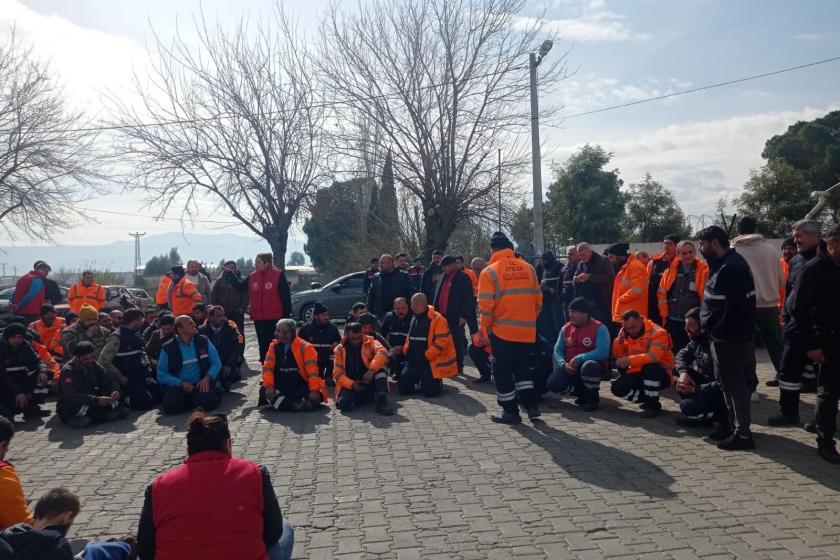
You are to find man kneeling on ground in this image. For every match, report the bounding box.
[333,323,393,415]
[398,293,458,398]
[548,297,610,412]
[674,307,727,428]
[58,341,129,428]
[258,319,328,412]
[157,315,222,415]
[611,310,675,418]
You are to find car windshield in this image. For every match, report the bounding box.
[0,288,14,300]
[322,275,351,290]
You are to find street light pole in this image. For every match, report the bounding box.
[530,40,552,256]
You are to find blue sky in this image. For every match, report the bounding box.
[1,0,839,245]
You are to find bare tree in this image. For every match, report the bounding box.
[0,30,102,241]
[320,0,566,258]
[110,8,331,263]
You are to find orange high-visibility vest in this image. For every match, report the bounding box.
[169,278,202,316]
[261,337,328,403]
[478,248,542,343]
[612,318,674,380]
[464,268,479,297]
[656,258,709,323]
[28,317,65,357]
[332,335,388,398]
[612,253,650,322]
[68,282,107,313]
[402,305,458,379]
[156,276,172,306]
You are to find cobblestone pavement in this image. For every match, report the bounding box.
[9,325,840,559]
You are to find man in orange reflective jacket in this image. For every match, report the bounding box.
[607,242,649,331]
[67,271,107,313]
[166,266,202,317]
[477,232,542,425]
[258,319,327,412]
[333,323,393,415]
[28,304,65,359]
[399,294,457,397]
[611,310,675,418]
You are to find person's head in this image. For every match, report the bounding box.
[792,219,822,254]
[441,255,458,275]
[311,302,329,324]
[567,297,591,327]
[186,259,200,275]
[73,341,98,367]
[191,303,207,324]
[395,252,409,270]
[223,260,237,273]
[781,237,797,262]
[274,318,297,344]
[168,265,185,282]
[379,254,395,273]
[174,315,197,340]
[826,224,840,263]
[736,216,757,235]
[621,310,645,338]
[393,297,409,318]
[99,312,111,328]
[0,415,14,461]
[351,302,367,318]
[345,322,363,347]
[489,232,513,254]
[33,260,51,279]
[40,303,57,323]
[123,308,144,331]
[206,305,226,328]
[676,241,697,267]
[109,309,123,329]
[635,251,650,266]
[81,270,94,286]
[186,411,231,456]
[254,252,273,272]
[541,251,555,265]
[32,488,81,532]
[696,226,730,260]
[606,242,630,268]
[144,309,157,324]
[663,234,681,258]
[455,255,465,269]
[369,257,379,269]
[159,314,176,337]
[565,245,579,266]
[431,250,443,264]
[78,305,99,328]
[684,307,702,340]
[2,322,27,348]
[64,312,78,327]
[576,242,593,263]
[471,257,487,272]
[358,313,379,335]
[410,293,428,315]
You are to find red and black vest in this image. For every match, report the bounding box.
[247,269,283,320]
[12,272,45,316]
[561,319,606,366]
[151,451,267,560]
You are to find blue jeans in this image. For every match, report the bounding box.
[266,520,295,560]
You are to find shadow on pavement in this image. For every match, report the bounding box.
[518,421,676,500]
[414,383,487,417]
[45,412,139,450]
[154,390,248,431]
[256,404,332,434]
[753,432,840,491]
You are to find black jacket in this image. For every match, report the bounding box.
[0,524,73,560]
[432,270,478,333]
[43,279,63,305]
[420,263,443,301]
[367,270,413,318]
[298,321,342,365]
[573,252,614,313]
[57,359,119,419]
[675,335,718,390]
[198,322,244,368]
[560,263,577,308]
[700,248,756,342]
[790,245,840,357]
[381,311,412,349]
[0,339,43,396]
[783,242,823,326]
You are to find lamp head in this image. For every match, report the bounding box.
[539,39,553,57]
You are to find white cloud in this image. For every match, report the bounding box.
[551,74,695,116]
[793,31,840,42]
[545,105,840,216]
[516,0,649,42]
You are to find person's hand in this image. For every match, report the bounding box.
[98,396,114,406]
[197,376,210,393]
[180,381,195,394]
[37,372,50,386]
[569,357,579,370]
[576,273,590,283]
[477,333,489,346]
[806,348,827,364]
[676,373,695,394]
[15,393,29,409]
[352,381,366,392]
[264,385,277,401]
[563,363,576,375]
[222,365,231,379]
[617,329,627,343]
[615,356,630,369]
[362,370,375,385]
[110,390,121,402]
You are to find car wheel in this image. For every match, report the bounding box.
[301,304,315,323]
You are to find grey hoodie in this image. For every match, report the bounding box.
[731,234,785,308]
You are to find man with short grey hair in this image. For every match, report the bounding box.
[572,242,613,327]
[258,318,327,412]
[185,259,211,303]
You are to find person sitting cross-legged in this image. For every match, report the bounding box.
[198,305,244,392]
[398,293,458,398]
[98,308,160,411]
[674,307,727,428]
[258,319,328,412]
[157,315,223,415]
[333,322,393,416]
[610,310,675,418]
[547,297,610,412]
[27,304,65,361]
[145,314,175,371]
[0,323,51,421]
[57,341,129,429]
[60,304,110,359]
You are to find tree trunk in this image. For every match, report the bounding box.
[263,226,289,269]
[421,207,458,261]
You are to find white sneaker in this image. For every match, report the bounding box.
[750,391,760,402]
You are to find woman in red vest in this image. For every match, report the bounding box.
[136,411,294,560]
[248,253,292,363]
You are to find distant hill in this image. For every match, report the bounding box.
[0,232,307,274]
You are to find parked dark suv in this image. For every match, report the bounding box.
[290,271,366,322]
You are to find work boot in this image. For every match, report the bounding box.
[490,411,522,425]
[767,413,800,426]
[706,426,732,442]
[292,399,315,412]
[765,378,779,387]
[108,407,130,421]
[473,375,491,384]
[574,395,587,407]
[526,404,541,420]
[801,382,817,394]
[374,393,394,416]
[717,434,755,451]
[804,420,817,433]
[69,416,93,429]
[640,408,660,419]
[23,405,50,419]
[818,445,840,464]
[581,401,598,413]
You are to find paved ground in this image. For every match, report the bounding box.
[9,324,840,559]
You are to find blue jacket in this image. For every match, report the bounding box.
[157,336,221,386]
[553,322,610,369]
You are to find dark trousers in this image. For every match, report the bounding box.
[446,319,467,373]
[227,310,246,340]
[711,339,754,437]
[547,360,605,404]
[398,362,442,397]
[666,319,690,355]
[816,357,840,447]
[258,384,310,411]
[253,319,279,363]
[388,355,405,380]
[778,324,811,415]
[124,374,159,411]
[335,374,388,411]
[0,373,48,419]
[679,385,727,422]
[490,333,536,414]
[611,363,670,409]
[58,401,111,425]
[753,307,783,375]
[161,384,221,415]
[468,345,492,379]
[218,366,242,392]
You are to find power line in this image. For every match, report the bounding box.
[554,55,840,122]
[81,207,242,225]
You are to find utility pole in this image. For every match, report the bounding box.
[497,149,502,230]
[0,263,5,279]
[529,40,553,255]
[129,232,146,287]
